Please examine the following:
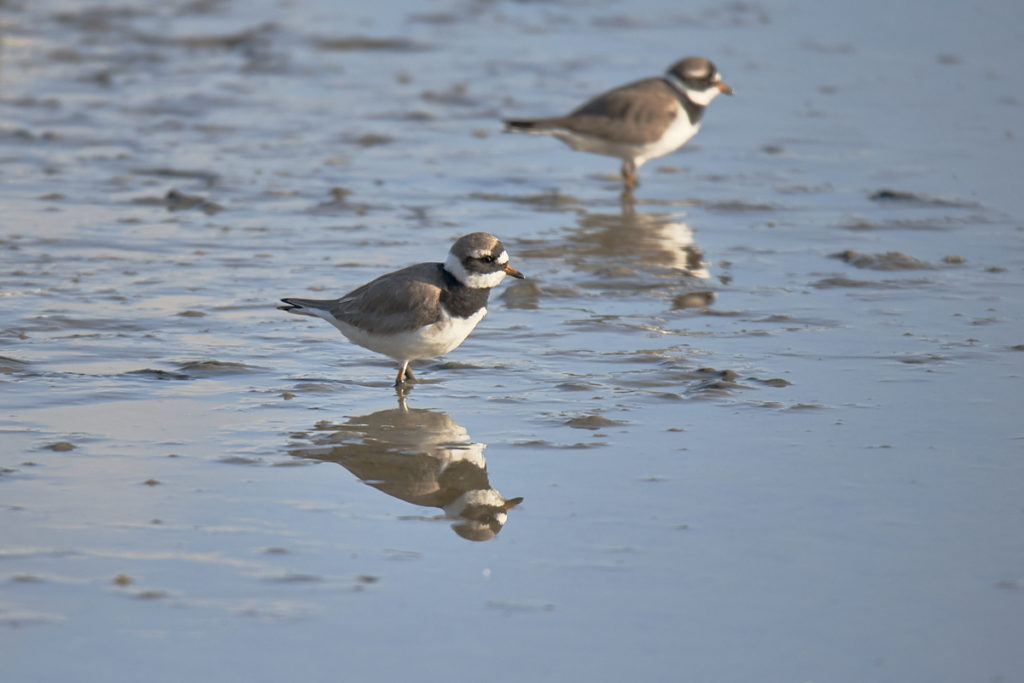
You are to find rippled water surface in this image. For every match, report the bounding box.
[2,1,1023,681]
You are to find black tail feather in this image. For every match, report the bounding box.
[278,298,302,312]
[503,119,539,130]
[503,118,564,133]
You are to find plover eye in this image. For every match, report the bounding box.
[480,255,495,263]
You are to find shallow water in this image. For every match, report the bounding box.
[2,0,1023,681]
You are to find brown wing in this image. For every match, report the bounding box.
[329,263,446,335]
[557,77,680,145]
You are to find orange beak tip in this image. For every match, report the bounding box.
[505,265,526,279]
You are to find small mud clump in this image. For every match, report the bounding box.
[831,250,934,271]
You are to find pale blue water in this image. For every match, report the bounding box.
[2,1,1023,681]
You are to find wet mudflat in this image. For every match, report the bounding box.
[2,1,1023,681]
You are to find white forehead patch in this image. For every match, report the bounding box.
[469,247,507,263]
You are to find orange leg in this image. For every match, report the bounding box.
[395,361,416,385]
[620,160,638,188]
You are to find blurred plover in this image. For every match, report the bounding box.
[504,56,733,187]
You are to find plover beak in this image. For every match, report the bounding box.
[717,82,735,95]
[503,264,525,279]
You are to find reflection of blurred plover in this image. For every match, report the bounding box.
[504,57,733,187]
[279,233,524,385]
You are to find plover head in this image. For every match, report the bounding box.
[444,232,525,289]
[667,56,734,105]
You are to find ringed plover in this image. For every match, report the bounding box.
[504,56,733,187]
[279,233,524,385]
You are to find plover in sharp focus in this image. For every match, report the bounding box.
[279,232,524,386]
[504,56,733,187]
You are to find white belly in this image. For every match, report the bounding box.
[632,116,700,167]
[550,115,700,167]
[332,308,487,362]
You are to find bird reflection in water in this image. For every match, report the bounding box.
[589,194,711,279]
[289,401,522,541]
[519,194,715,308]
